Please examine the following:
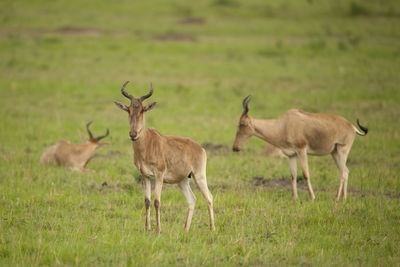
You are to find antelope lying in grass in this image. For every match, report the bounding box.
[233,96,368,201]
[40,122,110,171]
[114,81,215,234]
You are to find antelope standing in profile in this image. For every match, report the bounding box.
[114,81,215,235]
[40,122,110,171]
[233,96,368,201]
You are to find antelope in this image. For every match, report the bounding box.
[233,95,368,201]
[114,81,215,234]
[40,122,110,171]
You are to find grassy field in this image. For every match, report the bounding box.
[1,0,400,265]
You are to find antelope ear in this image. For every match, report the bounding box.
[78,130,88,142]
[114,101,129,112]
[144,102,157,112]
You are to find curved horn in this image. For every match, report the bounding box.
[139,83,154,102]
[121,81,133,100]
[86,121,94,139]
[242,95,252,115]
[96,128,110,141]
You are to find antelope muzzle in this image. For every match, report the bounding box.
[129,131,138,141]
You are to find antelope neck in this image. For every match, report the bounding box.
[253,117,282,144]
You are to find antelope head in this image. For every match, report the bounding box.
[114,81,157,141]
[232,95,255,152]
[79,121,110,148]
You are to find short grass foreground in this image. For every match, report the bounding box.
[1,0,400,266]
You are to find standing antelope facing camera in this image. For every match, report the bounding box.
[114,81,215,235]
[233,96,368,201]
[40,122,110,171]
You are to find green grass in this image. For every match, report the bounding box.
[1,0,400,265]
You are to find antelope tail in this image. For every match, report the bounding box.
[355,119,368,136]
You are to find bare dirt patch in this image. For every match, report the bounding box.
[252,176,307,190]
[202,142,257,155]
[202,142,231,154]
[0,27,131,38]
[251,177,400,199]
[152,32,196,42]
[91,180,151,193]
[383,191,400,199]
[54,27,102,36]
[347,189,400,199]
[178,17,205,25]
[87,181,124,193]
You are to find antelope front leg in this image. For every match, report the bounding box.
[297,149,315,202]
[154,177,164,235]
[142,177,151,231]
[288,156,298,201]
[178,178,197,231]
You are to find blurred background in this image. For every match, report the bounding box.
[1,0,399,148]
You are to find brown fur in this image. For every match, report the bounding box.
[131,128,206,183]
[40,124,110,171]
[115,81,215,234]
[233,99,367,202]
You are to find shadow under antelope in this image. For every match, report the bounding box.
[232,95,368,202]
[114,81,215,235]
[40,121,110,171]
